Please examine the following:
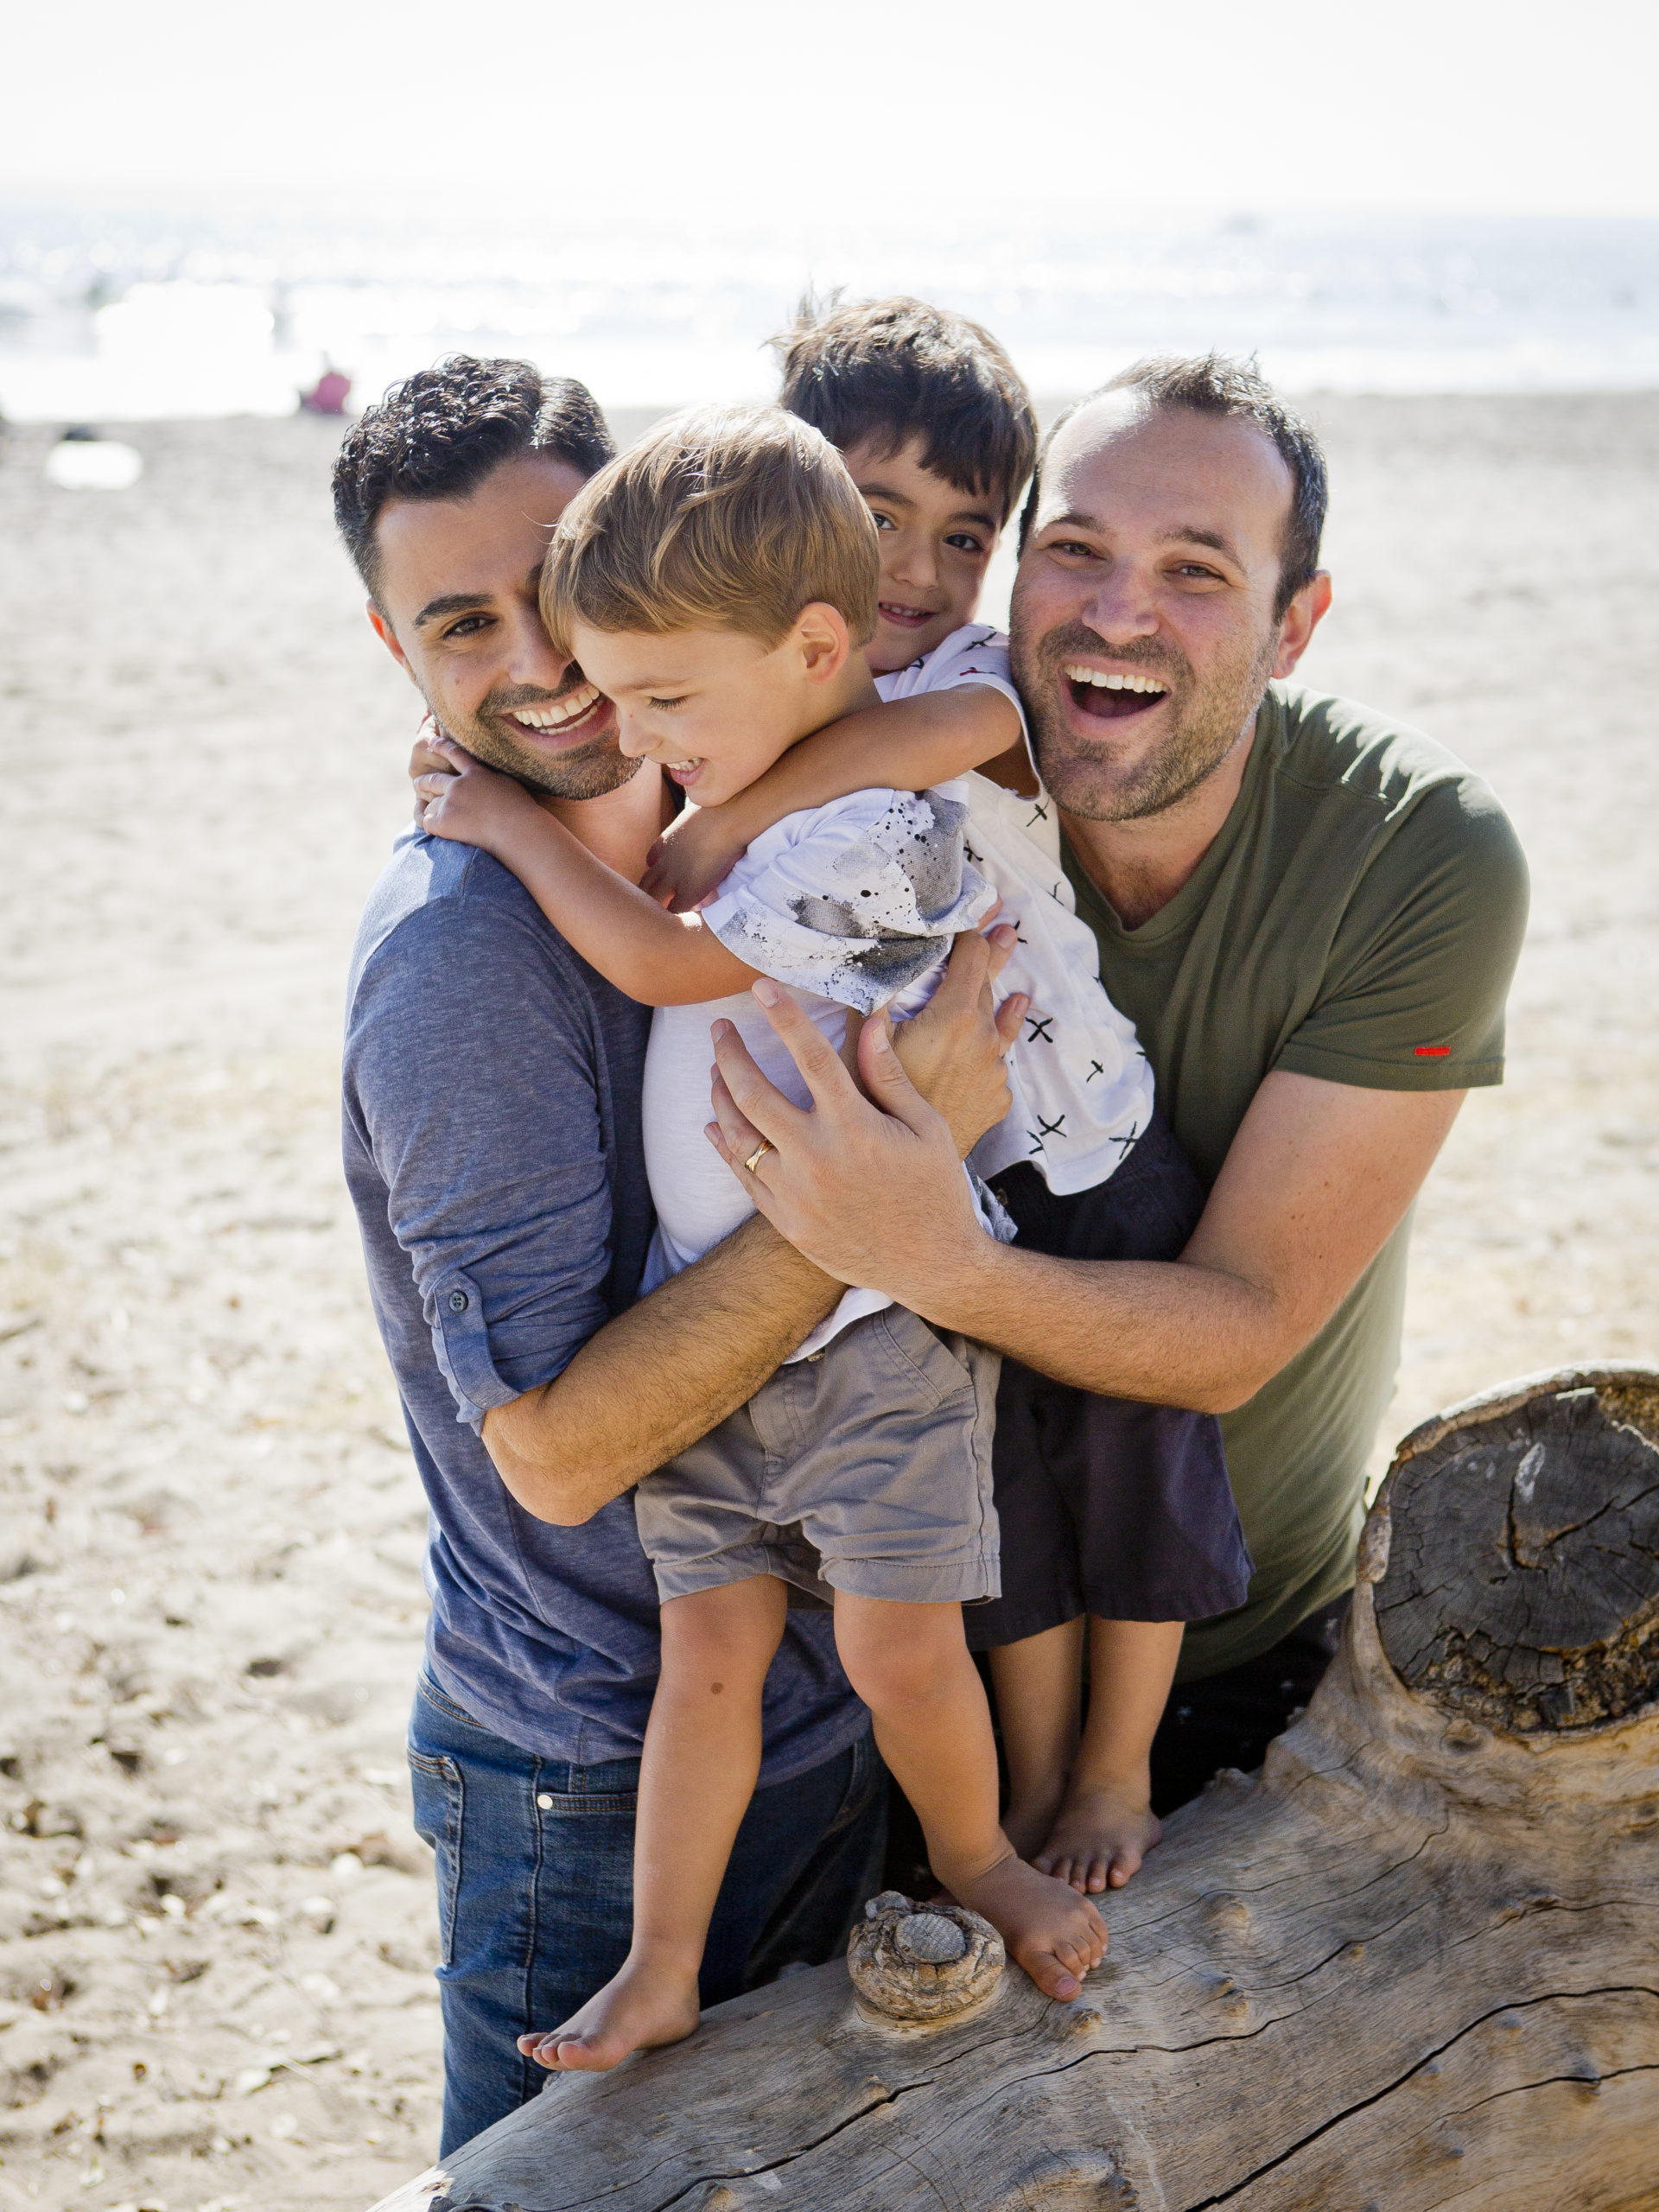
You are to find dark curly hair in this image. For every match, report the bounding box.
[333,354,615,601]
[772,294,1037,522]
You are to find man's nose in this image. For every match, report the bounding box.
[503,604,577,690]
[1077,560,1159,643]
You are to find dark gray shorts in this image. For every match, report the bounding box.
[634,1305,1001,1607]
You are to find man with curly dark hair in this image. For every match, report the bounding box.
[334,355,624,797]
[332,357,1017,2152]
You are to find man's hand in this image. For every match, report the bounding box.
[886,925,1026,1157]
[708,978,988,1289]
[412,731,540,852]
[703,921,1025,1278]
[709,999,1466,1414]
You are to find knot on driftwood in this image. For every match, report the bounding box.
[1375,1372,1659,1732]
[846,1891,1004,2021]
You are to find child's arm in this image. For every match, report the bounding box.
[642,683,1026,913]
[414,736,759,1007]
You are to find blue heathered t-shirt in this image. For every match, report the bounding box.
[342,827,865,1779]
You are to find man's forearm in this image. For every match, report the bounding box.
[482,1216,840,1525]
[707,1039,1463,1421]
[897,1234,1284,1414]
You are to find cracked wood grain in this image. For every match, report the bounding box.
[367,1366,1659,2212]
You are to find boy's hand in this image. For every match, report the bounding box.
[408,715,453,824]
[639,805,750,912]
[412,732,540,853]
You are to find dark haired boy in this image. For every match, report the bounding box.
[332,356,1016,2152]
[641,313,1250,1902]
[770,294,1034,677]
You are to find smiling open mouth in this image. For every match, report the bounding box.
[1065,665,1170,721]
[503,682,606,741]
[879,599,939,628]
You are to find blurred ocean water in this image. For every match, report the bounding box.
[2,196,1656,422]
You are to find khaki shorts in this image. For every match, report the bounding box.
[635,1305,1001,1606]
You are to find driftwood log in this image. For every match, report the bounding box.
[369,1367,1659,2212]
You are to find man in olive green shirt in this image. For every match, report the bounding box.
[705,354,1528,1807]
[1064,680,1524,1679]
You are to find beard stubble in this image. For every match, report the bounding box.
[1013,615,1280,824]
[457,680,639,802]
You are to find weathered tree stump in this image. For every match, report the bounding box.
[369,1367,1659,2212]
[847,1893,1004,2022]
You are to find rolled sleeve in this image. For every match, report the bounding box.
[345,887,623,1433]
[426,1268,520,1428]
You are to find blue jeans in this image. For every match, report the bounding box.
[407,1672,887,2153]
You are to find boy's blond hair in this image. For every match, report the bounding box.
[540,405,879,654]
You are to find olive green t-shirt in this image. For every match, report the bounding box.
[1062,682,1529,1678]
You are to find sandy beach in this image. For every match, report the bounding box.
[2,391,1656,2211]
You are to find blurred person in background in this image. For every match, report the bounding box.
[302,359,353,415]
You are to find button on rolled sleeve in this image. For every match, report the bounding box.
[428,1269,519,1431]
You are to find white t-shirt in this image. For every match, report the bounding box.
[639,624,1154,1357]
[875,626,1154,1192]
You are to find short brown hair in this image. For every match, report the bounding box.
[772,293,1036,522]
[541,405,880,654]
[1024,353,1328,620]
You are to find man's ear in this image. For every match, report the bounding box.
[1273,571,1332,680]
[794,601,853,684]
[366,600,420,686]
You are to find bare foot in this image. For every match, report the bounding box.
[518,1954,702,2074]
[950,1852,1108,2002]
[1033,1780,1163,1895]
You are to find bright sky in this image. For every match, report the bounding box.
[3,0,1649,223]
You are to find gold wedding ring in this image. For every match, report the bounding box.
[743,1137,776,1174]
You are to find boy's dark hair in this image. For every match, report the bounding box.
[332,354,615,601]
[1022,353,1328,620]
[772,294,1037,521]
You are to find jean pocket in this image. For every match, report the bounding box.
[407,1749,463,1967]
[824,1726,883,1838]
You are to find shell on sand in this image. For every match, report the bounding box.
[894,1911,968,1963]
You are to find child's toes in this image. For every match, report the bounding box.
[550,2031,613,2073]
[1045,1853,1088,1894]
[1031,1951,1083,2002]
